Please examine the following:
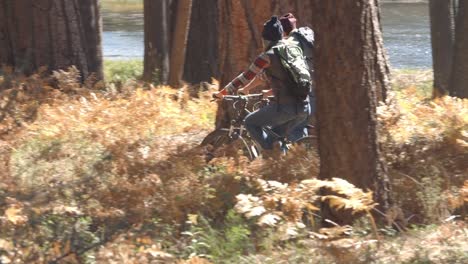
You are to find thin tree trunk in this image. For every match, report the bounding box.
[143,0,171,83]
[0,0,102,81]
[80,0,103,80]
[168,0,192,87]
[311,0,392,223]
[450,0,468,98]
[183,0,218,84]
[430,0,455,97]
[217,0,235,89]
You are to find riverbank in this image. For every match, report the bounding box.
[382,0,428,2]
[101,0,142,12]
[102,59,433,91]
[100,2,432,68]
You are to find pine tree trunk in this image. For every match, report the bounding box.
[430,0,455,97]
[183,0,219,84]
[215,0,315,128]
[218,0,307,87]
[450,0,468,98]
[0,0,102,81]
[216,0,269,128]
[143,0,171,83]
[311,0,392,222]
[373,0,391,102]
[80,0,103,80]
[168,0,192,87]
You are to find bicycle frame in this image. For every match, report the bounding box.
[202,94,317,160]
[222,94,263,139]
[223,94,296,145]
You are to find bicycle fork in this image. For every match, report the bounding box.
[279,139,291,155]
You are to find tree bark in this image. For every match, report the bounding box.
[0,0,102,81]
[373,0,391,102]
[168,0,192,87]
[215,0,315,128]
[429,0,455,97]
[143,0,171,83]
[450,0,468,98]
[183,0,219,84]
[217,0,313,87]
[79,0,103,80]
[311,0,392,222]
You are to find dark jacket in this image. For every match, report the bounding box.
[264,41,308,105]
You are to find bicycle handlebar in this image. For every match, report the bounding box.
[211,93,264,102]
[222,94,263,99]
[211,93,272,114]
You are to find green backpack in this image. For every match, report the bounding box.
[273,40,312,100]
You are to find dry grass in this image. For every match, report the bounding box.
[241,221,467,264]
[0,67,467,263]
[378,83,468,224]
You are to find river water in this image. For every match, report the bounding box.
[102,2,431,69]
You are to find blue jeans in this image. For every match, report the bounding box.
[288,94,316,142]
[244,103,309,150]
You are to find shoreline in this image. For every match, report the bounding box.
[381,0,428,2]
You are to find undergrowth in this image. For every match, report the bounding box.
[378,73,468,224]
[104,59,144,86]
[0,68,466,263]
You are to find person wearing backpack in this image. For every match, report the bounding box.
[280,13,314,73]
[280,13,316,142]
[213,16,310,152]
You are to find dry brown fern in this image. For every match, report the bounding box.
[234,178,377,240]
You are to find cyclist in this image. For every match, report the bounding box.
[279,13,316,142]
[213,16,309,153]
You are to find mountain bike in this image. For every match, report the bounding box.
[201,94,317,161]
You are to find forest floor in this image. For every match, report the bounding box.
[0,68,467,263]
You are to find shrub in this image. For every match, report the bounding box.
[10,134,109,192]
[104,59,143,85]
[184,210,255,262]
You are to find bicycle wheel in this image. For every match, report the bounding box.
[201,130,259,161]
[201,129,229,148]
[230,136,260,161]
[239,136,261,161]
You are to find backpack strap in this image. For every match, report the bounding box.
[272,46,297,87]
[295,27,314,48]
[272,46,303,113]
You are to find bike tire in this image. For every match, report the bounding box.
[201,129,229,162]
[201,129,230,147]
[201,130,259,161]
[239,136,261,161]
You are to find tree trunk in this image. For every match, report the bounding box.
[450,0,468,98]
[143,0,171,83]
[215,0,315,128]
[373,0,391,102]
[0,0,102,81]
[168,0,192,87]
[311,0,392,222]
[429,0,455,97]
[183,0,219,84]
[218,0,314,87]
[80,0,103,80]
